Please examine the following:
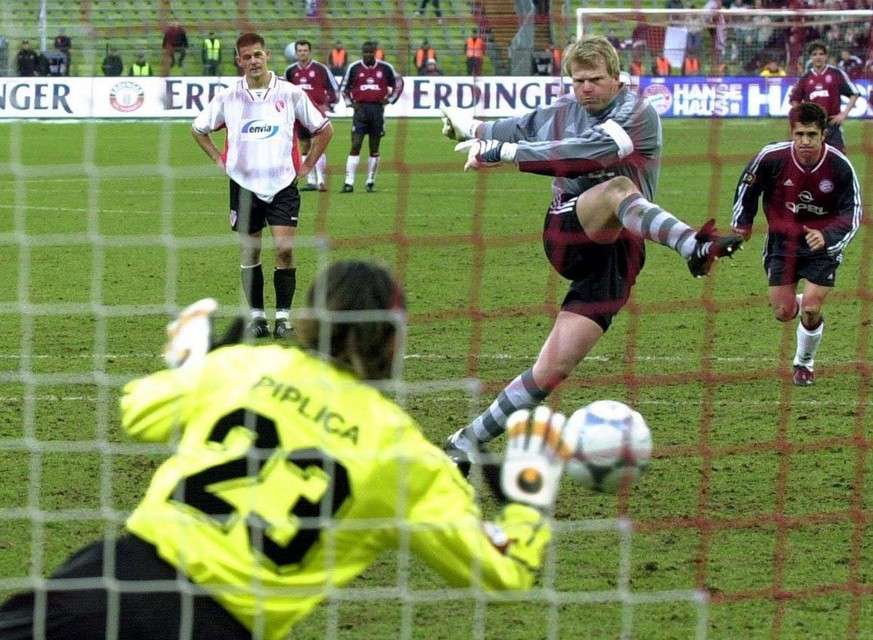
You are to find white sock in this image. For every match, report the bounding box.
[367,155,380,184]
[794,317,823,368]
[345,155,359,185]
[316,154,327,185]
[303,155,317,186]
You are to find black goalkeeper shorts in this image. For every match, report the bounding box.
[543,194,645,332]
[0,535,250,640]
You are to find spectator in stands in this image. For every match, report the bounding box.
[837,49,863,78]
[102,48,123,76]
[789,39,860,151]
[45,49,69,77]
[162,18,189,73]
[653,52,671,75]
[465,28,485,75]
[339,41,404,193]
[415,39,436,74]
[606,29,624,53]
[416,0,443,21]
[329,41,347,76]
[683,0,704,55]
[759,57,786,77]
[682,50,701,75]
[423,57,444,76]
[202,31,221,75]
[550,41,562,75]
[15,40,39,77]
[53,28,72,75]
[130,52,153,77]
[532,45,554,76]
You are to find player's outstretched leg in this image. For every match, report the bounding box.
[686,219,744,278]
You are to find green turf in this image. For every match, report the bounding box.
[0,117,870,639]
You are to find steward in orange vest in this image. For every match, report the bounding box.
[415,40,436,74]
[654,55,670,76]
[683,54,700,75]
[329,43,347,75]
[465,29,485,75]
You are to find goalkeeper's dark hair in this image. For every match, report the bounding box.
[789,102,827,132]
[296,260,406,381]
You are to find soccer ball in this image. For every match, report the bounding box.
[565,400,652,493]
[283,42,297,63]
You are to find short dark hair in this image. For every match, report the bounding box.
[807,40,827,56]
[296,260,406,381]
[296,40,312,51]
[788,102,827,132]
[236,32,265,55]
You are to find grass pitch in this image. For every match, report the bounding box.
[0,117,870,639]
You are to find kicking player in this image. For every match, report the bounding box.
[192,32,333,339]
[0,261,575,640]
[440,35,743,469]
[731,102,862,386]
[285,39,339,192]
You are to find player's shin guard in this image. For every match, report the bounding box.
[367,154,380,184]
[616,194,696,257]
[316,154,327,186]
[467,368,550,443]
[345,154,360,186]
[241,263,265,312]
[303,155,317,186]
[794,316,823,368]
[274,267,297,316]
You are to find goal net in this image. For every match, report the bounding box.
[1,1,871,639]
[576,7,873,79]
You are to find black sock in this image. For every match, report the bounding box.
[241,264,265,311]
[274,267,297,311]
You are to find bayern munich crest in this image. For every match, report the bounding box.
[819,180,834,193]
[108,81,145,113]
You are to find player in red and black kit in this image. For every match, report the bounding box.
[789,40,860,152]
[338,41,404,193]
[730,102,863,386]
[285,40,339,192]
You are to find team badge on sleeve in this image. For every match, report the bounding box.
[741,171,756,185]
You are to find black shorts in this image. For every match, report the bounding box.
[351,102,385,137]
[543,195,645,332]
[823,125,846,150]
[230,179,300,234]
[0,535,250,640]
[765,251,840,287]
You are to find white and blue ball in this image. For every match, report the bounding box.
[565,400,652,493]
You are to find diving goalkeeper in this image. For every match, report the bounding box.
[0,260,572,640]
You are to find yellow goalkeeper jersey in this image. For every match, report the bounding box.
[121,344,549,640]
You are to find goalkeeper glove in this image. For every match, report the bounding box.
[440,106,483,142]
[455,139,518,172]
[500,406,571,511]
[162,298,218,370]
